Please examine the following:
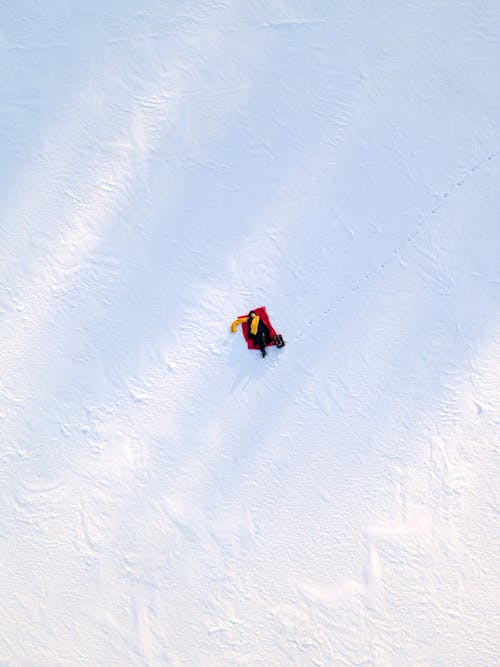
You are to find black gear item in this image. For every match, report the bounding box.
[273,334,285,348]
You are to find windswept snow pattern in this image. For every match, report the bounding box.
[1,2,499,665]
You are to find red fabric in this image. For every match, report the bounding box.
[239,306,277,349]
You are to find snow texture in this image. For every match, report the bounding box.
[1,1,499,665]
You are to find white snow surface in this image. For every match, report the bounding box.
[1,2,499,665]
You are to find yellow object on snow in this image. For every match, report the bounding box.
[230,316,247,333]
[231,314,260,335]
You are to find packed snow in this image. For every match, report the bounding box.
[1,1,499,665]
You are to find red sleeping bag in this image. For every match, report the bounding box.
[239,306,278,350]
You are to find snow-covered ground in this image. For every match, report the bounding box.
[1,2,499,665]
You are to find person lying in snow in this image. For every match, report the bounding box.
[247,310,271,357]
[231,307,285,357]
